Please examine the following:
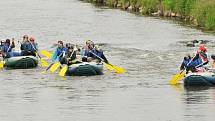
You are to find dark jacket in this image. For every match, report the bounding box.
[20,42,38,56]
[59,51,76,65]
[21,42,37,52]
[1,42,15,53]
[87,48,108,63]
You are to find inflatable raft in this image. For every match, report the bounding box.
[66,62,103,76]
[184,72,215,86]
[4,56,38,69]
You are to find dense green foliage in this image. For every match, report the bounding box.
[99,0,215,31]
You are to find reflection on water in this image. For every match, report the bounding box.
[170,85,215,121]
[184,86,215,121]
[184,86,212,104]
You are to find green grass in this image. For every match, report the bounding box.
[92,0,215,31]
[162,0,215,31]
[205,6,215,30]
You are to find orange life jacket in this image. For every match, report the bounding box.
[212,61,215,69]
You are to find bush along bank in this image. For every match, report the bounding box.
[82,0,215,32]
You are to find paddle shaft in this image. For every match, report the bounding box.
[46,62,55,71]
[65,50,75,65]
[29,41,42,58]
[46,49,66,72]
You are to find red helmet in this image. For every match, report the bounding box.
[198,44,207,52]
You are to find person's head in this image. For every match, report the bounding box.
[23,35,28,41]
[86,40,92,45]
[184,53,191,60]
[211,55,215,60]
[67,44,74,52]
[58,41,63,48]
[95,45,101,51]
[198,44,207,53]
[65,43,70,48]
[0,40,4,45]
[5,39,10,44]
[86,41,94,50]
[29,37,35,42]
[88,43,94,50]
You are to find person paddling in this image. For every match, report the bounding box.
[1,39,15,58]
[21,36,37,56]
[89,45,109,63]
[60,44,79,65]
[81,40,93,61]
[180,44,209,73]
[51,41,67,62]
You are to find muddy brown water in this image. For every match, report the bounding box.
[0,0,215,121]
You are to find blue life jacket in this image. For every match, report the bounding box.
[187,58,202,68]
[51,47,67,61]
[2,43,13,53]
[83,49,90,57]
[21,42,37,52]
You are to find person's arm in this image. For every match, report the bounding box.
[70,51,76,60]
[200,52,209,64]
[51,49,58,62]
[11,39,15,49]
[2,46,6,53]
[31,43,38,51]
[59,50,66,58]
[101,52,108,63]
[84,50,89,57]
[180,62,185,70]
[20,44,24,50]
[68,51,77,64]
[192,53,199,61]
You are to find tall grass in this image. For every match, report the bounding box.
[205,7,215,30]
[95,0,215,31]
[162,0,175,11]
[140,0,159,14]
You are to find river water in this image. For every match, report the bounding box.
[0,0,215,121]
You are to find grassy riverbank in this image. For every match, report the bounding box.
[84,0,215,32]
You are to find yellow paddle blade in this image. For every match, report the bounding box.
[50,62,61,73]
[104,63,115,71]
[40,50,52,59]
[169,72,186,85]
[39,58,49,67]
[59,65,68,77]
[112,65,126,74]
[41,71,47,74]
[0,61,4,68]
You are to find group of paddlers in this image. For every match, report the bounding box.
[51,40,109,66]
[180,44,215,73]
[0,35,37,58]
[0,35,109,66]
